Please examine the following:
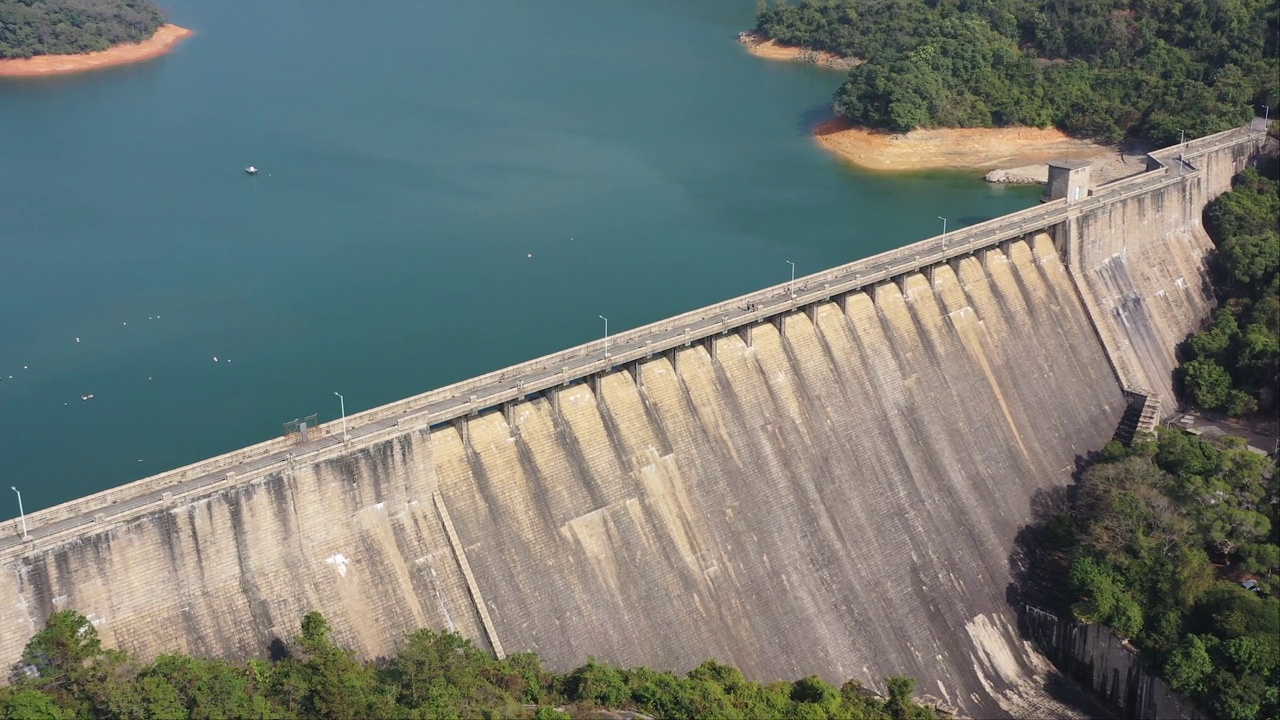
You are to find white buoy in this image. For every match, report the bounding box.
[527,253,532,258]
[213,356,218,362]
[75,337,80,343]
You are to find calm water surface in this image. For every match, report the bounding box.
[0,0,1041,514]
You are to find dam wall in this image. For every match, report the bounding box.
[0,127,1270,718]
[0,441,494,662]
[431,236,1125,719]
[1023,606,1207,719]
[1063,127,1274,409]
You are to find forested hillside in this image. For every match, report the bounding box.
[755,0,1278,144]
[1180,157,1280,416]
[0,0,164,59]
[0,610,939,720]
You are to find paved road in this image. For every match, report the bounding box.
[3,127,1266,555]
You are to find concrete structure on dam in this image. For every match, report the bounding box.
[0,126,1271,717]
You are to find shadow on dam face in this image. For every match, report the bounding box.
[0,236,1130,718]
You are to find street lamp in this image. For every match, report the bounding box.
[1263,105,1271,132]
[938,216,947,243]
[599,315,609,358]
[786,260,795,299]
[333,392,348,443]
[10,487,28,541]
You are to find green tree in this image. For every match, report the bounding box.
[1164,635,1215,697]
[563,659,630,708]
[268,612,398,720]
[1181,359,1234,410]
[0,688,76,720]
[1031,423,1278,718]
[761,0,1277,143]
[1189,310,1240,362]
[19,611,102,684]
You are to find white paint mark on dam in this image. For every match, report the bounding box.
[325,553,350,577]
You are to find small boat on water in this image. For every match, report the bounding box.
[245,166,259,175]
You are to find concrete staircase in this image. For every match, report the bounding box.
[1114,390,1161,445]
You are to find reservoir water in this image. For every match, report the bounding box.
[0,0,1041,514]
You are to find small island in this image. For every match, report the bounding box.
[0,0,191,77]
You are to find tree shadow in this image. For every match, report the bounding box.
[267,636,291,662]
[1007,450,1110,621]
[797,103,834,137]
[1007,484,1076,614]
[1002,457,1129,717]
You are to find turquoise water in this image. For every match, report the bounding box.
[0,0,1041,514]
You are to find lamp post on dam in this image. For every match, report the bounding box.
[334,392,349,444]
[10,487,28,541]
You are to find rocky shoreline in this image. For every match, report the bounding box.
[737,31,861,70]
[984,165,1051,184]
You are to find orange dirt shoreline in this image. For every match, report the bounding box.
[812,117,1121,175]
[737,31,859,70]
[0,24,193,77]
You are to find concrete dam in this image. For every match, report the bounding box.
[0,127,1269,717]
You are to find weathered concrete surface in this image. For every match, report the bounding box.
[434,237,1122,717]
[0,439,492,662]
[1066,128,1271,408]
[1024,606,1207,719]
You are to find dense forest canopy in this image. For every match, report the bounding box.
[1180,160,1280,416]
[755,0,1279,144]
[0,610,940,720]
[0,0,164,59]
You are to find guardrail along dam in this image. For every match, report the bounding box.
[1,128,1270,717]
